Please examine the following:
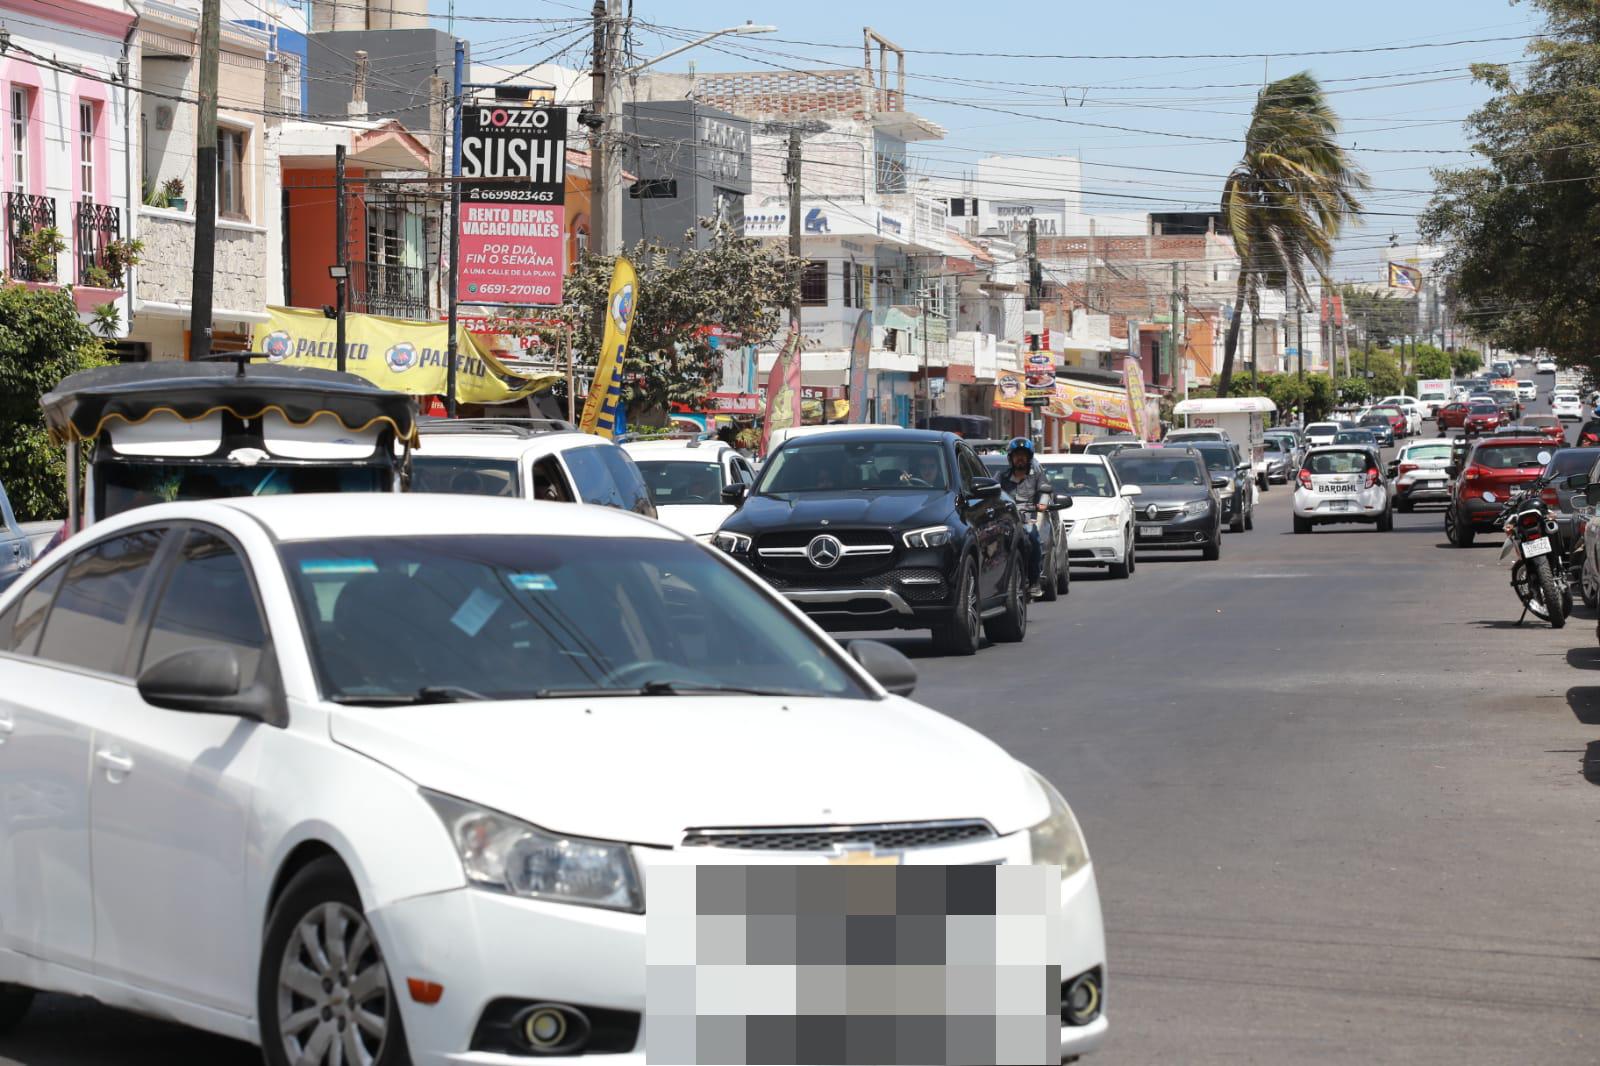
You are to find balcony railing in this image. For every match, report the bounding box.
[351,261,431,320]
[75,200,122,287]
[4,192,58,282]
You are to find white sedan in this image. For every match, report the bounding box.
[1040,453,1140,578]
[0,495,1108,1065]
[622,438,756,541]
[1554,394,1585,420]
[1538,359,1558,373]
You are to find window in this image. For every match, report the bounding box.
[78,101,95,197]
[757,441,951,494]
[800,260,828,306]
[218,127,247,219]
[34,528,166,675]
[140,529,268,684]
[595,447,654,515]
[561,446,625,508]
[0,563,66,656]
[842,262,855,308]
[9,87,26,193]
[635,461,723,505]
[410,457,521,498]
[531,457,573,503]
[958,446,988,488]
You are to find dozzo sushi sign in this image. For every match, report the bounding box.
[457,104,567,305]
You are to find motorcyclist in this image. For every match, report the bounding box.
[1000,437,1052,598]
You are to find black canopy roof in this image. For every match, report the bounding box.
[41,359,420,447]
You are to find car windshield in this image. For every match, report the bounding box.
[279,535,870,703]
[1469,403,1500,413]
[1525,416,1559,427]
[410,457,520,498]
[634,461,723,505]
[1042,463,1113,497]
[97,461,388,519]
[1404,443,1452,461]
[1334,431,1375,444]
[1475,444,1550,469]
[757,440,949,493]
[1263,438,1285,453]
[1544,450,1594,476]
[1085,440,1137,455]
[1110,455,1205,486]
[1307,450,1372,475]
[1306,424,1338,435]
[1359,416,1389,427]
[1191,445,1237,473]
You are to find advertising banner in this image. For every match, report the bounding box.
[1024,350,1056,406]
[253,306,558,404]
[848,309,872,423]
[994,369,1133,433]
[458,103,567,305]
[1123,359,1149,440]
[578,257,638,439]
[761,321,804,453]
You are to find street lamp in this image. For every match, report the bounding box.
[592,20,776,256]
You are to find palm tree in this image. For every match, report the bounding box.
[1216,72,1369,397]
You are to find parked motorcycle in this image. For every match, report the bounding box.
[1497,471,1585,627]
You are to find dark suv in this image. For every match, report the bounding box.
[713,429,1039,655]
[1110,447,1225,560]
[1188,440,1254,533]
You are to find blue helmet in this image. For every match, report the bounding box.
[1007,436,1034,455]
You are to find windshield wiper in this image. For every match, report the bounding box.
[530,681,815,699]
[329,685,490,706]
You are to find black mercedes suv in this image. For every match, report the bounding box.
[713,429,1042,655]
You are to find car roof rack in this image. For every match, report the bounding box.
[417,417,579,438]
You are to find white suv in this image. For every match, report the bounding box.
[411,419,655,516]
[622,438,757,541]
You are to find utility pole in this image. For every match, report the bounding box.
[187,0,221,361]
[1169,261,1180,391]
[445,39,464,415]
[588,0,623,256]
[1249,301,1258,389]
[1364,316,1372,379]
[919,286,931,428]
[334,145,347,372]
[1295,290,1304,382]
[786,129,802,325]
[1026,218,1042,310]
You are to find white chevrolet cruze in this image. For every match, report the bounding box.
[0,495,1107,1064]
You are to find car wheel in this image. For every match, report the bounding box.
[1109,542,1131,579]
[1581,563,1597,610]
[1056,553,1070,595]
[0,985,34,1035]
[1377,507,1394,532]
[931,555,981,656]
[985,554,1028,643]
[1229,511,1245,534]
[1245,506,1255,531]
[1258,473,1269,492]
[1293,515,1311,534]
[1396,498,1413,513]
[1202,535,1221,561]
[258,856,409,1066]
[1040,549,1059,602]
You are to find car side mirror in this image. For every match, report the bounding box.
[1446,465,1459,477]
[1566,472,1591,491]
[1586,482,1600,508]
[971,476,1003,499]
[1051,497,1073,510]
[1120,484,1143,497]
[720,483,748,505]
[136,647,282,726]
[1211,476,1229,489]
[846,639,917,697]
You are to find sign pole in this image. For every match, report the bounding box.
[565,325,575,422]
[445,39,465,416]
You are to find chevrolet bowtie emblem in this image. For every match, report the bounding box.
[826,844,902,866]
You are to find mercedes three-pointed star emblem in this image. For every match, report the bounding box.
[807,534,843,568]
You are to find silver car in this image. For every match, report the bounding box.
[0,479,33,594]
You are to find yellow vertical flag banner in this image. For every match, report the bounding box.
[579,256,639,439]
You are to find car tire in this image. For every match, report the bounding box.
[1040,545,1060,602]
[1258,473,1269,492]
[258,856,410,1066]
[1377,507,1394,532]
[1202,536,1221,561]
[0,985,34,1035]
[1109,540,1131,580]
[1396,498,1413,513]
[1454,518,1475,547]
[1245,506,1255,531]
[931,555,982,656]
[1581,563,1598,610]
[985,554,1028,643]
[1056,554,1070,595]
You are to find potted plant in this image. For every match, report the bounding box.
[162,177,186,212]
[101,237,144,287]
[83,265,116,289]
[143,179,169,209]
[16,225,66,283]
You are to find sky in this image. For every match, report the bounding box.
[433,0,1547,283]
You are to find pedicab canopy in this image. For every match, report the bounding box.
[41,360,421,449]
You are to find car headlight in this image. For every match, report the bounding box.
[1080,515,1119,534]
[712,531,751,554]
[902,525,952,548]
[423,791,643,913]
[1026,771,1089,877]
[1182,499,1211,516]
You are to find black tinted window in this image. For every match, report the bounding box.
[1475,444,1551,469]
[596,447,654,515]
[411,457,520,498]
[35,528,165,674]
[561,446,624,508]
[0,564,67,656]
[140,530,268,684]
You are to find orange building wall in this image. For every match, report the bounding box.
[284,166,367,311]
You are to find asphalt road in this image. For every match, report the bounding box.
[6,410,1600,1065]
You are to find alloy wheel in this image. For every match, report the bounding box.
[962,566,980,647]
[277,902,392,1066]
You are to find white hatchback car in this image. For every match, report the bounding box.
[0,495,1108,1065]
[1553,394,1585,420]
[1303,422,1342,448]
[1038,454,1140,578]
[1293,445,1394,532]
[621,439,757,542]
[1538,359,1558,373]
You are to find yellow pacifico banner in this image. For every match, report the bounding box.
[252,306,559,405]
[579,256,639,439]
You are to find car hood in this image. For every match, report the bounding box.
[1119,483,1211,506]
[328,696,1046,845]
[726,490,953,533]
[654,503,732,538]
[1059,496,1121,520]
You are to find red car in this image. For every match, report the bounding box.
[1368,405,1407,439]
[1445,437,1552,546]
[1462,402,1504,437]
[1437,402,1471,431]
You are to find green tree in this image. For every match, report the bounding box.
[1412,346,1454,380]
[0,284,109,520]
[1365,352,1404,396]
[1336,375,1371,406]
[549,219,803,417]
[1421,1,1600,369]
[1338,284,1412,349]
[1453,348,1483,376]
[1216,73,1370,397]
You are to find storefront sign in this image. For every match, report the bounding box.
[698,116,747,184]
[457,104,567,305]
[1025,351,1056,405]
[709,392,761,414]
[993,368,1133,432]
